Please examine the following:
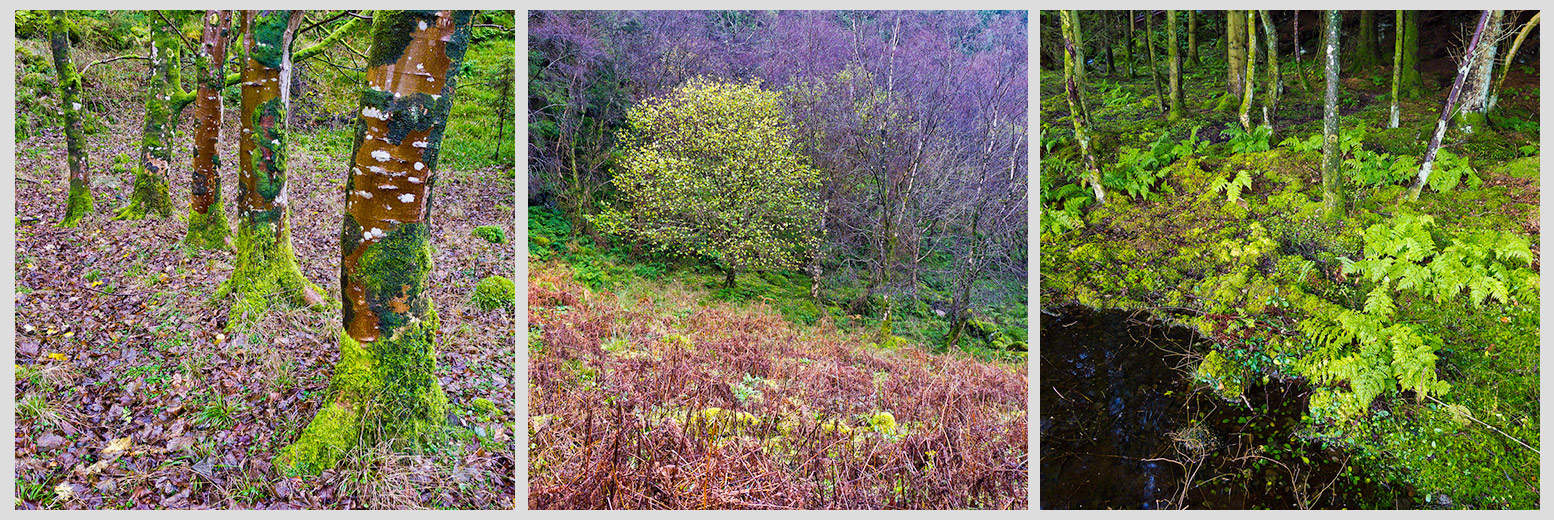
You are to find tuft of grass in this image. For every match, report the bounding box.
[194,397,243,430]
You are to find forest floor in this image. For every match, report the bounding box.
[13,45,516,508]
[525,217,1029,509]
[1040,46,1539,508]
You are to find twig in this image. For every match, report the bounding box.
[81,55,149,74]
[298,10,354,38]
[1426,395,1539,454]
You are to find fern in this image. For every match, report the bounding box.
[1296,213,1534,422]
[1210,169,1253,204]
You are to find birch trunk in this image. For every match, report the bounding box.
[217,10,325,324]
[1144,11,1164,113]
[1061,11,1103,203]
[50,11,92,228]
[1259,10,1280,128]
[1167,10,1182,121]
[1321,10,1345,221]
[114,11,183,220]
[1390,11,1403,128]
[1455,10,1504,132]
[1239,11,1257,131]
[186,10,233,249]
[1408,11,1493,201]
[279,10,475,476]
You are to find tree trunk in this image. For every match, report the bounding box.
[1068,12,1091,122]
[1293,11,1314,93]
[724,266,738,289]
[1187,10,1199,65]
[1061,11,1104,204]
[49,11,92,228]
[1354,11,1380,69]
[217,10,324,325]
[1321,10,1345,221]
[1408,11,1493,202]
[1259,10,1281,128]
[1491,12,1540,109]
[1144,11,1164,113]
[186,10,233,249]
[1398,11,1423,99]
[1239,11,1257,131]
[1167,11,1182,121]
[1390,10,1404,128]
[1455,10,1504,133]
[278,10,475,476]
[1227,11,1247,100]
[115,11,183,220]
[1122,11,1134,78]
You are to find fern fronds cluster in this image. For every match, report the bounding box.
[1298,213,1535,422]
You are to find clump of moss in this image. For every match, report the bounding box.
[1196,350,1248,399]
[472,225,506,244]
[112,166,174,220]
[470,275,515,311]
[869,411,898,435]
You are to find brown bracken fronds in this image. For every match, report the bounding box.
[528,262,1028,509]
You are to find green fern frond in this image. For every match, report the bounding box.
[1364,287,1395,318]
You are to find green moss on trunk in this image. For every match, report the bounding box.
[185,203,231,249]
[217,220,325,325]
[113,166,174,220]
[58,178,93,228]
[276,308,448,475]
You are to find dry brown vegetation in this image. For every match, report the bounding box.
[527,262,1028,509]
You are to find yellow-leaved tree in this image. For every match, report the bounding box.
[594,78,822,288]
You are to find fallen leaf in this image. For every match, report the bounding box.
[103,436,132,456]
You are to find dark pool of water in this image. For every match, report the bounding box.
[1040,306,1410,509]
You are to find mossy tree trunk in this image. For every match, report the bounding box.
[217,10,325,325]
[1408,11,1492,202]
[186,10,232,249]
[1239,11,1257,131]
[1122,11,1134,78]
[1491,12,1540,109]
[1321,10,1345,221]
[1259,10,1280,128]
[1187,10,1199,65]
[115,11,185,221]
[49,11,92,228]
[1061,11,1103,204]
[1398,11,1423,99]
[1352,11,1381,70]
[1227,10,1247,100]
[278,10,474,476]
[1144,11,1164,113]
[1454,10,1504,133]
[1390,10,1404,128]
[1067,12,1091,122]
[1293,11,1314,93]
[1167,11,1182,121]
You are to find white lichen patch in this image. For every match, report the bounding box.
[413,162,424,171]
[398,193,415,203]
[371,150,391,162]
